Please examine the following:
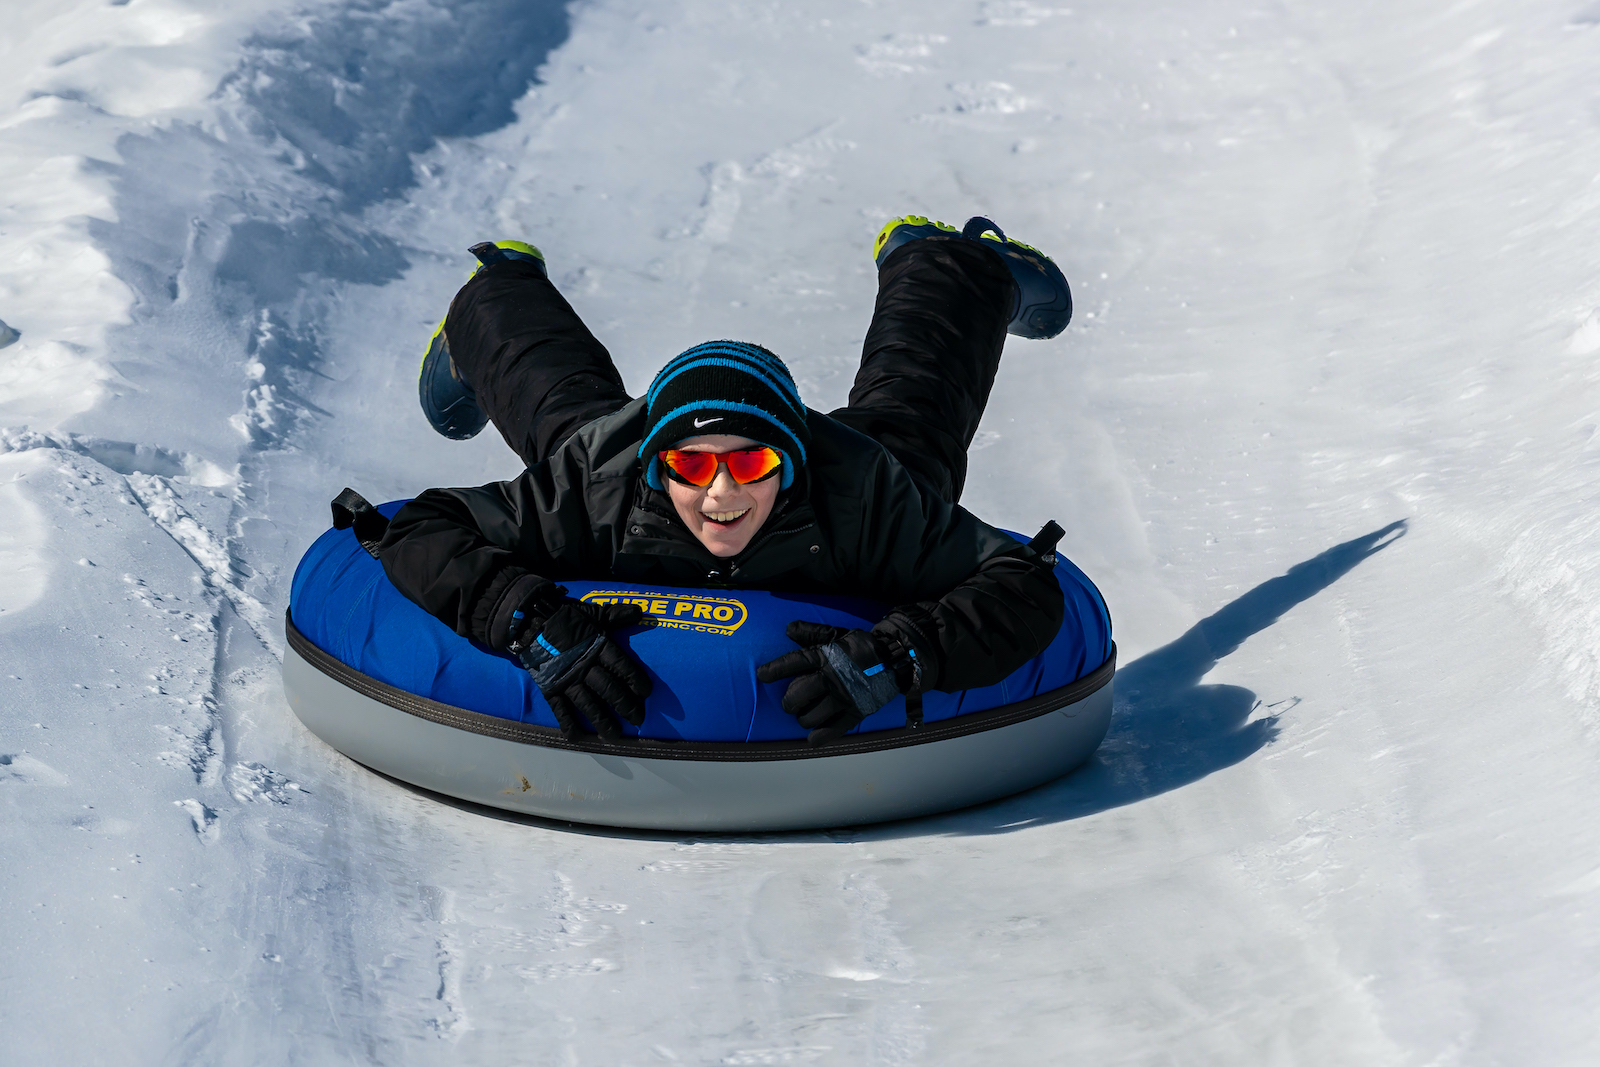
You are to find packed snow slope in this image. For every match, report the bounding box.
[4,0,1600,1062]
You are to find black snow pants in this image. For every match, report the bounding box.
[442,238,1015,504]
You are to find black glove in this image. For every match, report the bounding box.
[510,597,654,741]
[756,622,910,745]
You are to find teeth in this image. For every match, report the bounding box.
[703,509,749,523]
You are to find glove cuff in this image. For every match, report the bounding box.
[874,609,940,691]
[487,573,565,651]
[516,632,608,697]
[820,641,903,719]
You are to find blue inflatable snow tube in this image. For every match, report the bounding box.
[282,501,1116,830]
[288,503,1111,743]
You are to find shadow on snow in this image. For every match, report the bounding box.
[909,519,1410,837]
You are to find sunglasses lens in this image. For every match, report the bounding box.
[726,448,782,484]
[662,450,718,486]
[661,447,782,487]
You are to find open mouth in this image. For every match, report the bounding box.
[700,507,750,530]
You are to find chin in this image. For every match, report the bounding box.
[702,535,750,558]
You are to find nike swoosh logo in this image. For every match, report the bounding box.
[692,416,724,428]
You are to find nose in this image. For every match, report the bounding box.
[704,464,742,497]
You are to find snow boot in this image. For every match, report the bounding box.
[418,240,546,440]
[872,215,1072,339]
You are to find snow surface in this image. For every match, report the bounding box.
[4,0,1600,1062]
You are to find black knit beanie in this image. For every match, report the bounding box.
[639,341,810,490]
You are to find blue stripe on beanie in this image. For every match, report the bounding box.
[646,344,805,414]
[646,357,805,419]
[647,341,801,402]
[639,341,810,491]
[647,350,803,412]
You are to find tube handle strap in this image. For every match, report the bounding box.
[1027,519,1065,565]
[331,488,390,559]
[904,669,924,729]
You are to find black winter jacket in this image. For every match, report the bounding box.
[379,399,1063,693]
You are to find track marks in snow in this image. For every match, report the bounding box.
[0,427,232,485]
[125,472,279,658]
[428,931,471,1039]
[0,449,240,809]
[3,446,265,788]
[526,872,629,962]
[153,699,222,786]
[414,885,471,1039]
[0,433,272,689]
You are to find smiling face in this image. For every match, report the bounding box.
[663,433,782,558]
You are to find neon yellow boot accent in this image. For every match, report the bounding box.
[419,317,448,384]
[966,223,1050,260]
[872,215,958,261]
[490,239,543,261]
[464,239,545,279]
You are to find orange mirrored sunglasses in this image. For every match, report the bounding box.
[659,447,783,488]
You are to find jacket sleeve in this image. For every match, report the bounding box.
[873,547,1064,693]
[847,454,1065,693]
[378,448,600,650]
[378,484,555,650]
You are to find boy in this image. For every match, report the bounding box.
[380,216,1072,744]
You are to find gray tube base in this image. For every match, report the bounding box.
[282,627,1114,832]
